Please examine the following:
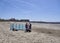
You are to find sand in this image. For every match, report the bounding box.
[0,22,60,43]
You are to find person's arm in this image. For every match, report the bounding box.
[30,24,32,29]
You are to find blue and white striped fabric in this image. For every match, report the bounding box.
[10,24,26,31]
[14,24,17,29]
[10,23,14,30]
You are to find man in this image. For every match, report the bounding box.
[25,22,32,32]
[29,23,32,32]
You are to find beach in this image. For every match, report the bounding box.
[0,22,60,43]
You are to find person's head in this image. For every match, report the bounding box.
[26,22,28,24]
[26,22,30,25]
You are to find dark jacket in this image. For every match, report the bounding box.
[25,24,28,29]
[25,23,32,30]
[29,24,31,29]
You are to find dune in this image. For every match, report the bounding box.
[0,22,60,43]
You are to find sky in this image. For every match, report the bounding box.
[0,0,60,22]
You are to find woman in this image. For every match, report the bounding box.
[25,22,32,32]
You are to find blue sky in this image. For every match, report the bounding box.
[0,0,60,22]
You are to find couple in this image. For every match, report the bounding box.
[25,22,32,32]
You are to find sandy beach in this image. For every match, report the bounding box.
[0,22,60,43]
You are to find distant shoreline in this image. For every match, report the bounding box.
[0,20,60,24]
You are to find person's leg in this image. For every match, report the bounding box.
[26,29,28,32]
[27,30,28,32]
[27,29,29,32]
[29,29,31,32]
